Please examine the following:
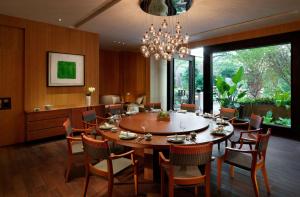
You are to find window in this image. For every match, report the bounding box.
[212,44,291,127]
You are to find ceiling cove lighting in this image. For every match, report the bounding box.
[140,0,192,61]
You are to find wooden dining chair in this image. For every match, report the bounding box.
[159,143,213,197]
[63,118,92,182]
[217,129,271,197]
[218,107,237,122]
[81,134,138,197]
[180,103,197,112]
[230,113,264,149]
[107,103,124,115]
[216,107,238,149]
[144,102,161,110]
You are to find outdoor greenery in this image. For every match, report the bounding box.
[263,111,291,127]
[213,44,291,127]
[215,67,246,108]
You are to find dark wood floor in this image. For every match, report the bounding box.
[0,134,299,197]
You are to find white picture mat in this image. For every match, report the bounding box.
[48,52,84,86]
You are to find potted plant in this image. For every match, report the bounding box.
[215,66,247,113]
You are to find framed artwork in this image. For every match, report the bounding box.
[48,52,85,86]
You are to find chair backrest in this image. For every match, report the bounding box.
[180,103,196,112]
[81,134,110,164]
[107,104,123,115]
[63,118,73,136]
[220,107,237,120]
[249,114,263,130]
[82,110,97,123]
[170,143,213,166]
[255,129,271,158]
[144,102,161,110]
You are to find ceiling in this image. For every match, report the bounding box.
[0,0,300,50]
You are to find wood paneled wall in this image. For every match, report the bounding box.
[99,50,150,101]
[0,25,25,146]
[0,14,99,146]
[99,50,120,95]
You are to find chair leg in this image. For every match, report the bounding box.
[133,162,138,196]
[194,185,198,196]
[65,157,72,182]
[205,165,211,197]
[251,171,259,197]
[161,167,165,197]
[249,144,253,150]
[168,177,174,197]
[261,165,271,194]
[229,165,234,178]
[218,142,220,150]
[217,158,223,191]
[108,174,114,197]
[225,139,228,147]
[83,173,90,197]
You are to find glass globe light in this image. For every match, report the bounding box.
[149,44,156,53]
[166,44,172,52]
[167,54,172,61]
[144,50,150,58]
[140,45,147,53]
[154,53,160,60]
[149,24,155,32]
[144,32,149,39]
[175,22,181,30]
[162,19,168,29]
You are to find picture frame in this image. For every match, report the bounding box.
[48,52,85,86]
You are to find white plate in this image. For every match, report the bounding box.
[167,135,185,143]
[126,111,138,115]
[119,131,138,140]
[99,124,114,130]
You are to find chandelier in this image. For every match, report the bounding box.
[140,19,190,61]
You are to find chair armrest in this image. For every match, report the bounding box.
[232,121,249,127]
[159,152,170,166]
[67,136,82,142]
[110,150,135,160]
[225,147,257,154]
[228,117,237,123]
[240,128,261,139]
[72,128,93,133]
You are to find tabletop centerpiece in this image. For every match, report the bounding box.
[157,111,170,121]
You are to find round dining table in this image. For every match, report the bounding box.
[100,112,234,149]
[99,111,234,181]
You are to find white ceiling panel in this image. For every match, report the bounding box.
[0,0,300,49]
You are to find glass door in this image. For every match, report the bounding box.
[167,55,195,110]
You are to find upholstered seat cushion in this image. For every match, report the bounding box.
[229,134,240,143]
[71,141,84,154]
[94,157,132,175]
[225,151,252,170]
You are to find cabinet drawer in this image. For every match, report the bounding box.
[27,117,67,131]
[26,109,70,121]
[26,127,65,141]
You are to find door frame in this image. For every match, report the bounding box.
[167,54,195,110]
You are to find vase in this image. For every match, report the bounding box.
[86,96,91,106]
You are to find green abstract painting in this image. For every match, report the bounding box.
[57,61,76,79]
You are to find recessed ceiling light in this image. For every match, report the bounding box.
[58,18,62,22]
